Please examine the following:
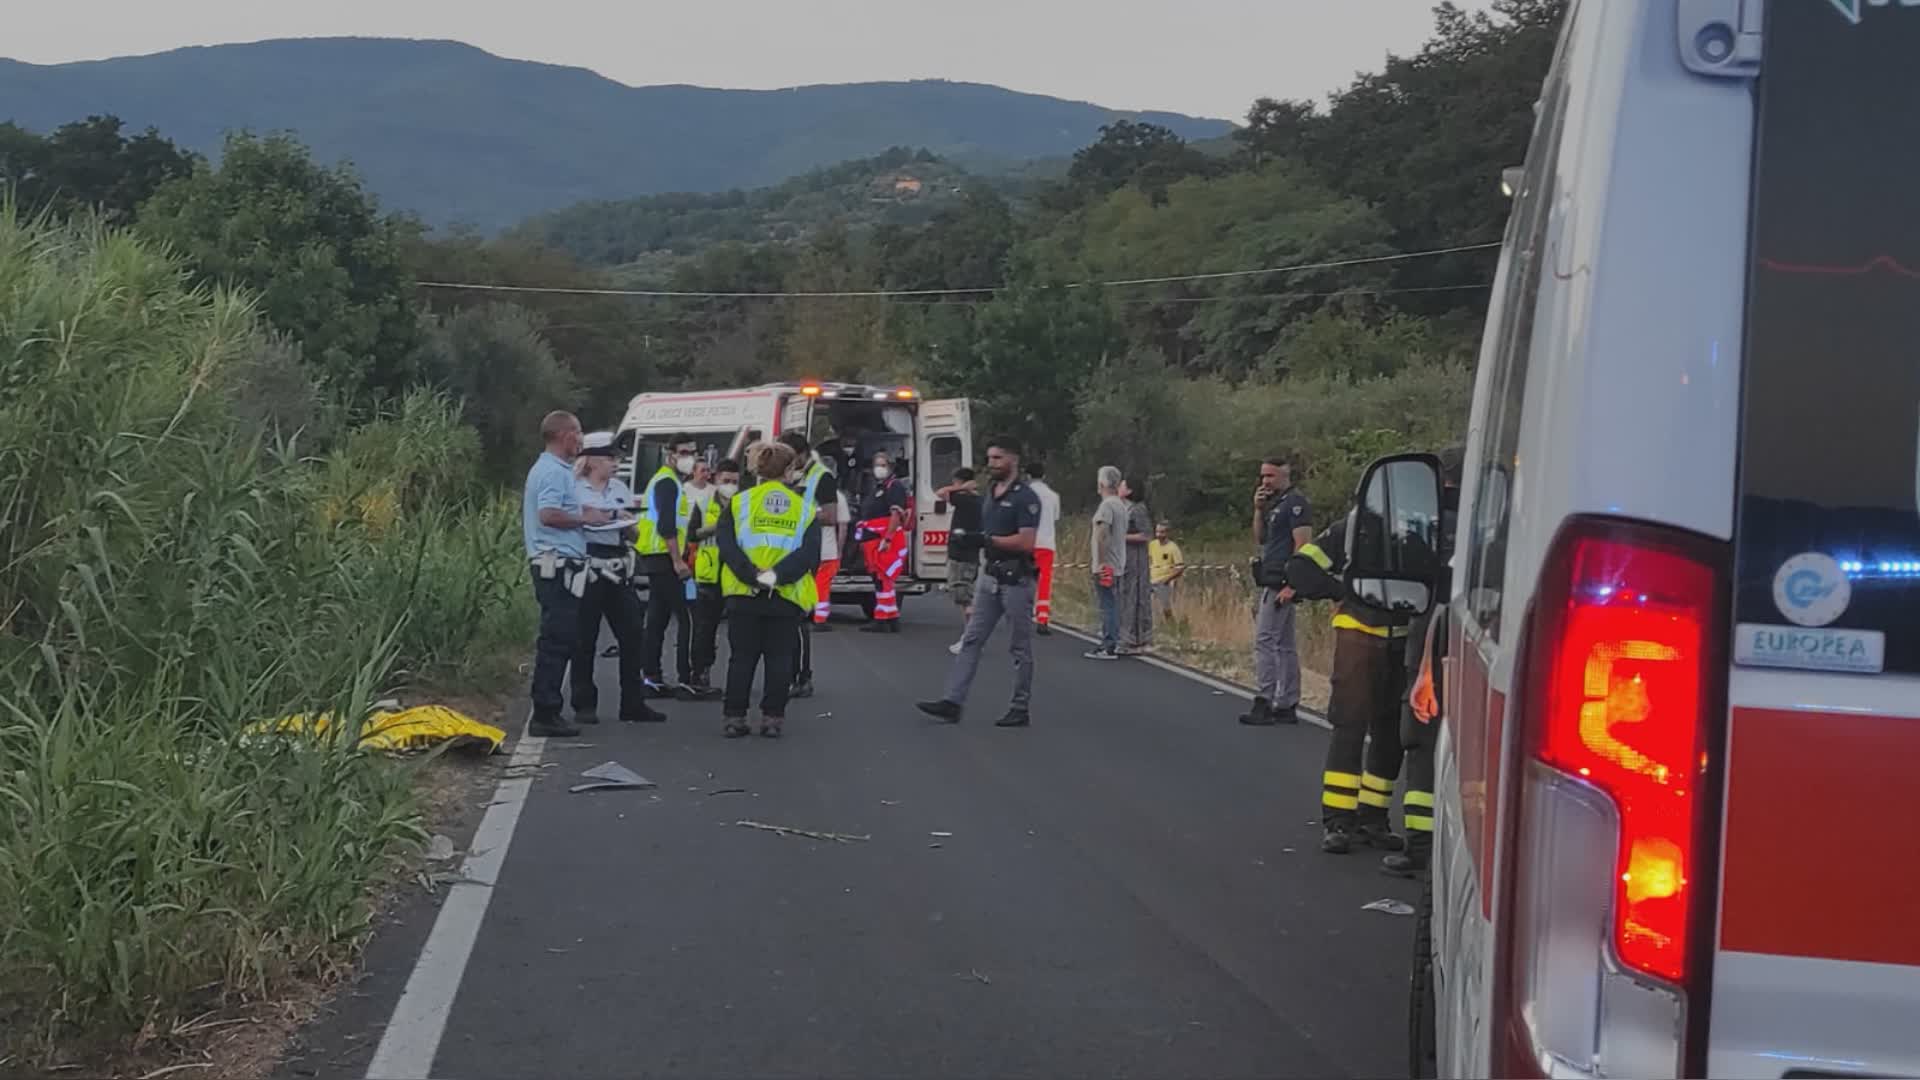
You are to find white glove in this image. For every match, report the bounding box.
[755,570,779,590]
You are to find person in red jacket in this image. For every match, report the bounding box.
[857,450,911,633]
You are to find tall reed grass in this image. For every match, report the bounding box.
[0,211,530,1055]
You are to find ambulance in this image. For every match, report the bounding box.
[614,381,973,616]
[1340,2,1920,1076]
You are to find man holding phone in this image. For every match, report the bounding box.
[1244,456,1311,726]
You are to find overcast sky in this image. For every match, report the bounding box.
[3,1,1479,120]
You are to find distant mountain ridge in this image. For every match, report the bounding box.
[0,38,1234,229]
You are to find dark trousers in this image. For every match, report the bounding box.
[793,619,812,683]
[691,583,725,675]
[1321,628,1407,827]
[642,570,692,683]
[530,571,581,722]
[724,601,802,719]
[1400,691,1436,840]
[571,575,648,719]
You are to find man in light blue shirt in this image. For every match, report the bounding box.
[522,411,610,737]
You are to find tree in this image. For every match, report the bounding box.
[0,115,197,223]
[137,133,421,400]
[1234,99,1319,169]
[415,304,580,483]
[1051,121,1216,210]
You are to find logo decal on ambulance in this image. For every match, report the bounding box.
[1772,552,1850,627]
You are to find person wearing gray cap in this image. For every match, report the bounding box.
[571,431,666,725]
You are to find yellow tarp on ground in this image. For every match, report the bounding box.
[243,704,505,755]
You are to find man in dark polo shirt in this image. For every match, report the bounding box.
[1243,456,1313,726]
[916,435,1042,728]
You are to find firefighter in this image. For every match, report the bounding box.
[688,458,740,694]
[856,448,911,633]
[634,433,700,697]
[1381,446,1462,878]
[1285,508,1414,855]
[715,442,821,738]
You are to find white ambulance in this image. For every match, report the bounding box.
[614,381,973,616]
[1343,2,1920,1077]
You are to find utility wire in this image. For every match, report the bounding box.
[414,241,1502,301]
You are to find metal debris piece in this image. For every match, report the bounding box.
[930,831,954,838]
[569,761,656,793]
[1362,898,1416,916]
[707,787,748,796]
[734,819,870,843]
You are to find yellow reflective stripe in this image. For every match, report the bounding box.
[1404,790,1435,808]
[1361,772,1396,793]
[1322,791,1360,810]
[1404,813,1435,832]
[1298,542,1334,571]
[1358,788,1393,809]
[1323,771,1362,789]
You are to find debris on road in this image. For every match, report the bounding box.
[930,831,954,838]
[956,969,992,986]
[1362,898,1415,916]
[424,834,457,861]
[734,819,870,844]
[707,787,748,796]
[880,800,901,806]
[551,742,599,750]
[569,761,657,794]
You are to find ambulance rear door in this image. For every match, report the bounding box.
[914,399,972,581]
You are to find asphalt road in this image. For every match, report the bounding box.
[292,603,1421,1080]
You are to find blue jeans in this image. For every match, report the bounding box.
[1095,579,1120,651]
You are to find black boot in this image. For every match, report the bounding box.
[529,712,580,738]
[1270,703,1300,725]
[1381,832,1432,878]
[1238,697,1275,726]
[1320,822,1352,855]
[1355,815,1407,852]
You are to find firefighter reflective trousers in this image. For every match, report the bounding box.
[1321,627,1408,827]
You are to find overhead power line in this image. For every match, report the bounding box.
[413,241,1503,301]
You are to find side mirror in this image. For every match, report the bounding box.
[1345,453,1448,617]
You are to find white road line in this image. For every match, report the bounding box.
[365,729,547,1080]
[1045,622,1332,731]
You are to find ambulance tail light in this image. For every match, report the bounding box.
[1495,518,1727,1079]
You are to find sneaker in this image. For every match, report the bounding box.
[791,678,815,699]
[1321,825,1353,855]
[755,714,784,739]
[948,641,963,655]
[995,708,1031,728]
[1083,648,1119,661]
[915,699,963,723]
[1237,697,1274,726]
[723,717,751,739]
[529,715,581,739]
[1035,623,1052,637]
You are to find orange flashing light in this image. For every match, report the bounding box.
[800,383,823,397]
[895,387,916,399]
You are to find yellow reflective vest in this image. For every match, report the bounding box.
[634,465,695,557]
[720,481,819,614]
[693,495,727,585]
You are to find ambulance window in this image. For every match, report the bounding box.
[928,436,963,494]
[1463,58,1571,642]
[1732,0,1920,674]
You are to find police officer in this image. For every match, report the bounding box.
[688,458,740,694]
[1244,457,1312,726]
[916,435,1043,728]
[522,411,609,739]
[715,442,821,738]
[635,433,700,696]
[1285,496,1413,855]
[570,432,666,725]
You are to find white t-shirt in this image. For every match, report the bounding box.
[1029,479,1061,551]
[821,491,849,561]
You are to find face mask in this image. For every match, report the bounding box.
[873,465,891,480]
[717,482,739,499]
[674,455,695,475]
[787,468,806,484]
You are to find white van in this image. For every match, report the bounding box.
[614,381,973,616]
[1343,3,1920,1076]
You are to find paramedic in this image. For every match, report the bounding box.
[689,458,741,693]
[1025,461,1061,635]
[716,442,821,738]
[522,411,609,739]
[856,449,911,633]
[635,433,700,695]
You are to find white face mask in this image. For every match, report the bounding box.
[717,482,739,499]
[873,465,891,480]
[674,455,696,475]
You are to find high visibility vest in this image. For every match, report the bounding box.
[721,482,818,614]
[800,459,827,506]
[693,496,727,585]
[633,465,694,557]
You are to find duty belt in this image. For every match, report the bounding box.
[586,554,635,586]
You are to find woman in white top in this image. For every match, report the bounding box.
[571,433,663,724]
